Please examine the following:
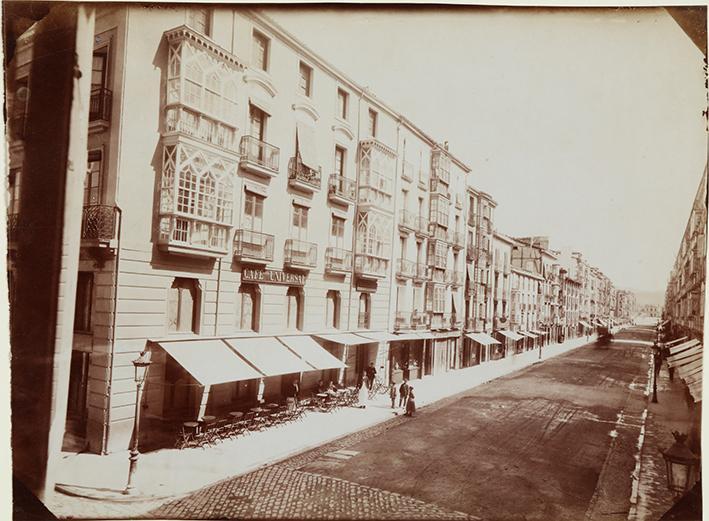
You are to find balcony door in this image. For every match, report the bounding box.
[92,49,108,91]
[292,204,309,242]
[249,104,266,141]
[84,151,102,206]
[330,216,345,251]
[243,191,264,232]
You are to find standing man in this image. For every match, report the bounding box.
[399,379,410,408]
[365,362,377,390]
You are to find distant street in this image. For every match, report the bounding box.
[150,329,653,521]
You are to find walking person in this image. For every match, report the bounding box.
[405,386,416,417]
[389,382,397,409]
[365,362,377,390]
[398,379,409,408]
[358,376,369,408]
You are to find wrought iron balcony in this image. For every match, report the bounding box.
[415,216,430,237]
[233,229,274,264]
[89,87,112,128]
[288,157,321,192]
[328,175,356,205]
[239,135,280,176]
[284,239,317,270]
[354,253,388,280]
[396,258,416,279]
[81,205,117,245]
[414,263,428,282]
[398,209,416,234]
[411,311,430,329]
[325,247,352,274]
[394,312,411,331]
[430,312,451,330]
[358,311,370,329]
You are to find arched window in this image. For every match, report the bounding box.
[239,284,260,332]
[287,287,303,331]
[168,278,200,333]
[358,293,370,329]
[326,290,340,329]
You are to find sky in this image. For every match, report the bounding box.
[266,6,707,296]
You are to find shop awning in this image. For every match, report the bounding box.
[156,339,264,385]
[665,336,689,347]
[278,335,346,370]
[579,320,592,329]
[529,329,547,336]
[356,331,401,342]
[497,330,524,341]
[224,337,315,376]
[416,331,440,340]
[519,331,538,339]
[296,122,318,170]
[667,346,702,368]
[465,332,501,346]
[313,332,374,345]
[669,339,701,356]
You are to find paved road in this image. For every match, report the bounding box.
[150,329,653,520]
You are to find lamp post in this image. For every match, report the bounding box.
[651,343,659,404]
[123,350,152,495]
[661,431,701,498]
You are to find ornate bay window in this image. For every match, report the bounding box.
[159,143,235,257]
[163,26,243,154]
[354,209,391,279]
[358,138,396,211]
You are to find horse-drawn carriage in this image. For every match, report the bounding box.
[597,326,613,346]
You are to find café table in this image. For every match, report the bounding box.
[250,407,265,414]
[201,415,216,423]
[183,421,200,433]
[266,403,280,409]
[229,411,244,419]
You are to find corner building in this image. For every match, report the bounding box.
[7,6,477,454]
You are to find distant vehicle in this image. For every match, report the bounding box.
[597,326,613,346]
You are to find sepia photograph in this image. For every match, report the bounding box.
[4,2,706,520]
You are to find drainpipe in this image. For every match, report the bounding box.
[214,258,222,336]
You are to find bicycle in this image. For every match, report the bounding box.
[367,377,390,399]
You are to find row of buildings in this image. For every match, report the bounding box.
[663,167,707,340]
[7,5,636,467]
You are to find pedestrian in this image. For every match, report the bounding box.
[398,379,409,408]
[291,379,300,404]
[358,375,369,408]
[365,362,377,390]
[405,386,416,417]
[660,343,674,382]
[388,382,397,409]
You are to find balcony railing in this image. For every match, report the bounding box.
[455,195,463,210]
[284,239,317,269]
[328,175,356,205]
[414,263,428,282]
[396,258,416,279]
[89,87,112,124]
[415,216,430,237]
[239,135,280,174]
[411,311,430,329]
[165,105,237,152]
[233,229,274,263]
[358,312,370,329]
[288,157,322,191]
[394,312,411,331]
[399,209,416,233]
[354,253,388,279]
[81,204,117,243]
[325,247,352,274]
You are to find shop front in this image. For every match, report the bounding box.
[389,338,425,383]
[495,330,524,358]
[463,332,500,366]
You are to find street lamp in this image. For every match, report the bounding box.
[123,350,152,495]
[651,343,660,404]
[661,431,701,498]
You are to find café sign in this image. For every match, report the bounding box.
[242,267,306,286]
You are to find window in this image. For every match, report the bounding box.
[337,88,348,120]
[252,31,269,71]
[8,169,21,214]
[243,191,264,232]
[74,272,93,333]
[249,104,266,141]
[298,61,312,97]
[286,287,303,330]
[330,216,345,249]
[85,150,102,206]
[187,8,211,36]
[292,204,309,241]
[326,290,340,329]
[368,109,377,137]
[334,146,345,177]
[92,49,108,91]
[358,293,371,328]
[168,278,199,333]
[239,284,260,331]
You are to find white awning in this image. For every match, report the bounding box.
[465,332,501,346]
[278,335,346,370]
[356,331,400,342]
[296,122,318,170]
[416,331,440,340]
[669,339,701,356]
[497,330,524,341]
[314,332,374,345]
[667,349,702,368]
[224,337,314,377]
[519,331,538,339]
[665,336,689,347]
[157,339,264,385]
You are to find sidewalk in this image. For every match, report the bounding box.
[46,333,595,518]
[629,360,700,521]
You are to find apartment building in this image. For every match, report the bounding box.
[7,5,483,455]
[508,265,543,353]
[664,167,707,340]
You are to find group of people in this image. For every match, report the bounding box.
[389,378,416,417]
